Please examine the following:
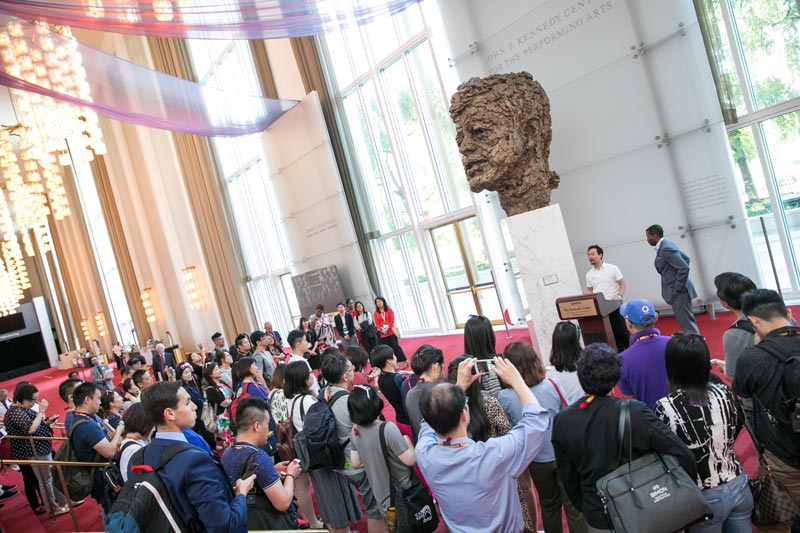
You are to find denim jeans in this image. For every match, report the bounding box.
[688,472,753,533]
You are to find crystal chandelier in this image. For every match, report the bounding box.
[0,20,106,314]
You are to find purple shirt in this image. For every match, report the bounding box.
[617,328,670,410]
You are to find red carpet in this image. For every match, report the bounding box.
[0,308,786,532]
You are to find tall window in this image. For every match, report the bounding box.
[707,0,800,291]
[185,40,298,334]
[70,152,136,345]
[323,2,483,332]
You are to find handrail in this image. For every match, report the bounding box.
[4,435,68,440]
[2,457,110,531]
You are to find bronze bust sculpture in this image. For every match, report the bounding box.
[450,72,559,216]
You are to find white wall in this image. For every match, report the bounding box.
[435,0,762,313]
[262,92,373,308]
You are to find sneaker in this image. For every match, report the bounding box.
[33,505,47,515]
[296,518,310,530]
[0,484,16,492]
[70,499,85,507]
[9,464,20,471]
[0,490,18,502]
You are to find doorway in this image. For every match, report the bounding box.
[430,217,504,328]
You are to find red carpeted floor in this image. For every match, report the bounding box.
[0,308,785,532]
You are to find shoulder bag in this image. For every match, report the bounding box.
[379,423,438,533]
[595,402,711,533]
[745,423,800,525]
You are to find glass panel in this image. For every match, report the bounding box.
[407,42,471,210]
[729,0,800,110]
[396,3,425,43]
[323,28,353,88]
[361,81,411,229]
[404,232,435,328]
[382,57,445,219]
[364,15,399,64]
[344,25,369,78]
[449,291,478,327]
[342,89,396,233]
[381,235,422,330]
[431,224,469,291]
[762,109,800,280]
[458,218,493,286]
[476,288,503,322]
[728,126,791,289]
[281,274,301,323]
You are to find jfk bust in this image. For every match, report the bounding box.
[449,71,559,216]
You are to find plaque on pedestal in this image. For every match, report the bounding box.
[555,293,622,351]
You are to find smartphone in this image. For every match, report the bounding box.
[472,359,494,374]
[47,414,60,424]
[240,462,259,480]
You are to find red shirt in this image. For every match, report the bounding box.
[374,308,396,338]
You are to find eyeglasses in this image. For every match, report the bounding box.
[468,314,487,321]
[355,385,373,397]
[464,396,469,409]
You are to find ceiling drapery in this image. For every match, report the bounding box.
[0,17,298,136]
[0,0,422,40]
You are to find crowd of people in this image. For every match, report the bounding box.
[0,281,798,533]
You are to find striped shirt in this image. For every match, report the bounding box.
[654,383,744,489]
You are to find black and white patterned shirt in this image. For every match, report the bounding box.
[654,383,744,489]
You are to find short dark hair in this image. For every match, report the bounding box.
[141,381,182,426]
[211,332,223,341]
[420,383,466,436]
[122,378,136,392]
[665,333,710,406]
[121,365,134,377]
[250,330,266,345]
[464,315,496,359]
[121,402,153,437]
[587,244,603,257]
[370,344,395,370]
[321,353,350,384]
[315,304,324,311]
[73,382,100,407]
[287,329,306,350]
[132,369,149,387]
[320,347,340,367]
[345,346,369,372]
[576,343,621,395]
[714,272,757,311]
[503,342,545,387]
[234,397,270,431]
[646,224,664,238]
[410,345,444,376]
[284,361,311,399]
[129,356,145,367]
[235,333,250,348]
[13,383,38,404]
[58,378,82,403]
[742,289,788,321]
[271,363,287,390]
[347,385,385,425]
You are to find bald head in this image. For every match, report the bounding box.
[420,383,467,436]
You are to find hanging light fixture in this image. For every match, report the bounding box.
[0,19,106,314]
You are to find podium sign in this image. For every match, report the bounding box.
[555,293,622,351]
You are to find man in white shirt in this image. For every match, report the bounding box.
[585,244,630,350]
[286,330,320,396]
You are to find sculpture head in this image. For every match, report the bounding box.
[450,71,559,216]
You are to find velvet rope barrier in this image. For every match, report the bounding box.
[0,16,297,136]
[0,0,421,40]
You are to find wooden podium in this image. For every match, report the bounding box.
[555,293,622,351]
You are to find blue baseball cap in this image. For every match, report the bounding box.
[620,299,658,326]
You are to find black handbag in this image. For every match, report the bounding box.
[595,402,711,533]
[237,449,297,530]
[379,423,438,533]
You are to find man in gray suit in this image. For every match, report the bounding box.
[645,224,700,333]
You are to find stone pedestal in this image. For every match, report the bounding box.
[506,204,581,360]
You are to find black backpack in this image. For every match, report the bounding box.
[728,316,756,335]
[754,341,800,434]
[103,440,144,506]
[104,443,193,533]
[294,390,349,471]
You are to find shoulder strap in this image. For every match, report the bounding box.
[68,417,90,440]
[269,389,279,404]
[154,442,195,471]
[379,422,392,478]
[119,440,142,457]
[299,394,308,421]
[754,340,796,364]
[327,390,349,408]
[615,401,631,466]
[237,449,260,479]
[548,378,568,407]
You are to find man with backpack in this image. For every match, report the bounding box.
[69,382,124,511]
[713,272,758,379]
[734,289,800,533]
[122,381,254,532]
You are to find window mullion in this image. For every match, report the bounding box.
[718,0,756,114]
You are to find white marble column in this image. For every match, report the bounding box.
[506,204,581,360]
